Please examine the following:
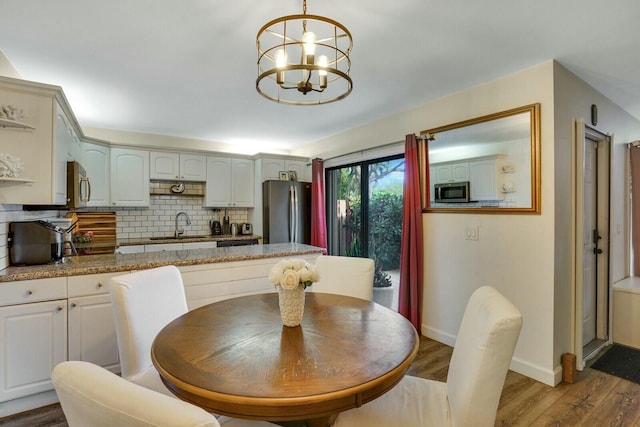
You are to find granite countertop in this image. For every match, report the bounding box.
[0,243,325,283]
[117,234,262,246]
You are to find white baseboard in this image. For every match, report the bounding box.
[422,323,559,387]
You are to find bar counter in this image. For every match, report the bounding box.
[0,243,325,283]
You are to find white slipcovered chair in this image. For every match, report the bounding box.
[52,361,273,427]
[109,265,189,396]
[333,286,523,427]
[109,266,275,427]
[52,360,220,427]
[312,255,375,301]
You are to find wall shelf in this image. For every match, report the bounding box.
[0,177,34,185]
[0,118,35,130]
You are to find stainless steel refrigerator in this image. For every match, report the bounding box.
[262,180,311,244]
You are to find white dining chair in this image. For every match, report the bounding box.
[333,286,523,427]
[52,361,276,427]
[312,255,375,301]
[109,265,189,397]
[52,360,220,427]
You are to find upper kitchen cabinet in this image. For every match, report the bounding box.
[0,77,76,205]
[150,151,206,181]
[204,156,254,207]
[258,157,310,182]
[110,147,149,207]
[58,107,82,163]
[81,141,110,207]
[432,161,470,183]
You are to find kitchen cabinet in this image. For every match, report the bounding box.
[67,272,123,374]
[0,277,67,404]
[468,156,505,201]
[67,294,119,373]
[59,107,82,163]
[259,157,310,182]
[110,147,150,207]
[150,151,206,181]
[204,156,255,207]
[81,141,110,207]
[433,162,469,183]
[0,77,71,205]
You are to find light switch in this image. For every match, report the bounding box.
[465,226,479,241]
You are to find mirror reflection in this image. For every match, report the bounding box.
[421,103,540,214]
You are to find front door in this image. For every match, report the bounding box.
[575,121,611,365]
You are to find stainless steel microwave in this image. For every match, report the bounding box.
[67,161,91,209]
[434,181,470,203]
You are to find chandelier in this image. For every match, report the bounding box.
[256,0,353,105]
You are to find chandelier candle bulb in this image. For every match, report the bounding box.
[302,31,316,64]
[318,55,328,88]
[275,49,287,84]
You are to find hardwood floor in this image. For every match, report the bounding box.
[2,336,639,426]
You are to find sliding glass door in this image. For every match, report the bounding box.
[326,155,404,309]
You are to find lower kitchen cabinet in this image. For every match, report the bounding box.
[67,272,125,374]
[0,299,67,403]
[67,294,120,373]
[0,253,322,417]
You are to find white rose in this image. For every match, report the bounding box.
[268,265,285,285]
[299,266,312,283]
[280,269,300,290]
[308,265,319,283]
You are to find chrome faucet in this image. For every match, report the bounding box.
[175,212,191,238]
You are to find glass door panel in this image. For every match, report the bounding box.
[326,155,404,310]
[367,158,404,310]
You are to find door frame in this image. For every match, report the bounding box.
[572,119,612,368]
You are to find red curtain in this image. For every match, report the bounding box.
[631,148,640,275]
[399,134,424,334]
[311,158,328,249]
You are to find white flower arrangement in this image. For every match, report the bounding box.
[0,153,24,178]
[269,258,319,290]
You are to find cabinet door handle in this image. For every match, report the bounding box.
[71,302,77,308]
[57,306,64,312]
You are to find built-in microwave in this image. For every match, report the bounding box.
[67,161,91,209]
[434,181,470,203]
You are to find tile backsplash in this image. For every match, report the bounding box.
[110,195,248,239]
[1,181,251,270]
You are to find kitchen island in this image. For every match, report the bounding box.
[0,243,325,418]
[0,242,324,282]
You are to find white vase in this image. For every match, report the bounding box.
[277,285,305,327]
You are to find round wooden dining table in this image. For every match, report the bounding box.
[151,292,419,427]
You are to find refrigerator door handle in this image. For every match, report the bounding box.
[293,185,299,242]
[289,185,295,243]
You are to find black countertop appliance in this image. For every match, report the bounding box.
[8,220,65,265]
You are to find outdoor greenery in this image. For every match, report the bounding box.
[338,160,404,287]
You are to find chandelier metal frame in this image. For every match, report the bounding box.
[256,0,353,105]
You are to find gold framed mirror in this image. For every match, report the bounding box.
[420,103,541,214]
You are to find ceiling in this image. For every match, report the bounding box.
[1,0,639,153]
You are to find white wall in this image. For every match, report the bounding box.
[552,62,640,368]
[299,61,559,385]
[298,60,640,386]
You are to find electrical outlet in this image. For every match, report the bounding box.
[465,226,479,241]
